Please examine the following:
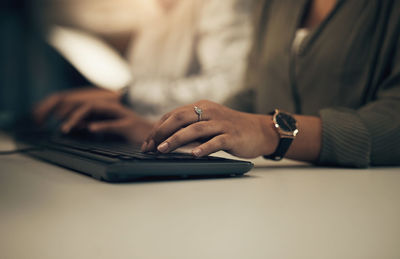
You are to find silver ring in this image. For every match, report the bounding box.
[194,106,203,122]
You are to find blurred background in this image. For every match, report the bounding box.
[0,0,255,129]
[0,0,91,129]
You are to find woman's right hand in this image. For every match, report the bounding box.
[60,101,153,144]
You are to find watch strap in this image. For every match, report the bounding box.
[264,137,293,161]
[264,109,297,161]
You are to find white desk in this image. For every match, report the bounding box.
[1,133,400,259]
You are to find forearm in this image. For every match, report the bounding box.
[286,115,322,162]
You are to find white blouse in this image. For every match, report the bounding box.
[44,0,255,119]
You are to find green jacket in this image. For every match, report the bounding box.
[226,0,400,167]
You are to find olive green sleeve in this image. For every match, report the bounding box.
[318,93,400,167]
[318,108,372,167]
[318,38,400,167]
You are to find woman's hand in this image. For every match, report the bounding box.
[60,102,153,144]
[142,100,279,158]
[34,87,121,125]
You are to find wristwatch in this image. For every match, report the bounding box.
[264,109,299,161]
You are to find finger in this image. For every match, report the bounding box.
[142,120,165,152]
[142,109,177,152]
[61,104,92,133]
[143,103,213,152]
[191,134,232,157]
[61,102,132,133]
[34,94,62,124]
[141,141,148,152]
[151,108,202,147]
[143,110,176,142]
[157,121,224,153]
[55,102,80,121]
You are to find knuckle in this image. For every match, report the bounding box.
[172,111,185,122]
[196,100,211,110]
[218,136,229,148]
[204,103,220,117]
[160,112,171,122]
[207,106,219,115]
[192,123,205,133]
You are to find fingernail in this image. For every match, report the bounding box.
[192,148,202,157]
[157,142,169,153]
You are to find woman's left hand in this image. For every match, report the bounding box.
[142,100,279,158]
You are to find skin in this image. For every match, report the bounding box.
[302,0,338,28]
[142,100,322,162]
[59,101,153,144]
[32,86,156,145]
[34,0,333,163]
[34,87,121,125]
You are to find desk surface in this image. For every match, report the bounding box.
[1,133,400,259]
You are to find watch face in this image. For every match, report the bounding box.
[275,112,297,133]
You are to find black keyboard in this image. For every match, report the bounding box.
[48,135,220,162]
[15,132,254,182]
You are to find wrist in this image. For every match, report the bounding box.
[257,114,280,156]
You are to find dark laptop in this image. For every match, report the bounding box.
[14,128,253,182]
